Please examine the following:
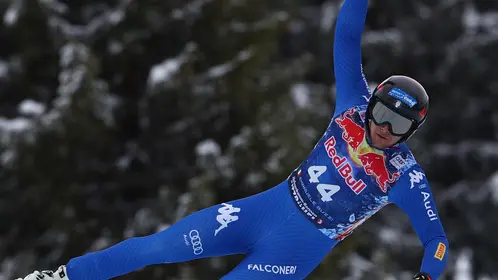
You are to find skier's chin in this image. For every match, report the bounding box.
[371,132,395,148]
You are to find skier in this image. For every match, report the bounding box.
[16,0,448,279]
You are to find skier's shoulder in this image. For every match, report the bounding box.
[388,143,429,183]
[387,143,431,196]
[387,142,424,175]
[333,104,368,119]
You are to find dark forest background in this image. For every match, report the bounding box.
[2,0,498,279]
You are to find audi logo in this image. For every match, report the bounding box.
[189,230,203,255]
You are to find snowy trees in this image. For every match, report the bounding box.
[1,0,498,279]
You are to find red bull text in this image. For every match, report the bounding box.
[324,136,366,194]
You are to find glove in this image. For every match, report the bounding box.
[16,265,69,280]
[413,272,432,280]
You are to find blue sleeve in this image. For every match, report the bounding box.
[333,0,371,117]
[388,167,449,279]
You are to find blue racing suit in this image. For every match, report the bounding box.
[65,0,449,279]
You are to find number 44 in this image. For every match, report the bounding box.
[307,165,340,202]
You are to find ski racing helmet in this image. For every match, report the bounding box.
[366,75,429,143]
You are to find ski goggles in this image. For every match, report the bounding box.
[370,101,415,136]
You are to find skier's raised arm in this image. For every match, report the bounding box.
[333,0,371,116]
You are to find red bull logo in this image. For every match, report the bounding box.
[335,108,364,151]
[331,108,400,193]
[358,153,399,192]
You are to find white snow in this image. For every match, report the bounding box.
[18,100,46,116]
[60,43,89,68]
[290,83,311,108]
[148,57,184,87]
[171,0,214,20]
[462,3,479,34]
[216,155,234,179]
[362,29,403,45]
[39,0,68,13]
[259,122,272,137]
[207,49,253,79]
[0,61,9,78]
[47,0,130,39]
[264,148,286,173]
[108,40,123,55]
[89,236,113,251]
[237,49,252,61]
[488,172,498,204]
[0,118,33,155]
[347,253,374,278]
[40,110,62,127]
[94,91,120,127]
[0,258,15,280]
[3,1,20,26]
[462,3,498,33]
[124,208,162,238]
[156,223,170,232]
[378,228,401,244]
[175,192,193,222]
[0,117,32,134]
[229,127,251,148]
[57,66,86,101]
[433,141,498,157]
[320,1,337,32]
[454,249,473,280]
[228,22,248,32]
[134,208,156,230]
[192,84,215,95]
[207,63,234,79]
[108,10,124,24]
[195,139,221,157]
[245,172,265,186]
[0,150,15,166]
[116,154,131,170]
[480,12,498,30]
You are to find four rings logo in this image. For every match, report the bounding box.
[188,230,203,255]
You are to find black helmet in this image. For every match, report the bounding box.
[366,75,429,143]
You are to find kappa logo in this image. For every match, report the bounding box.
[409,170,425,189]
[214,203,241,236]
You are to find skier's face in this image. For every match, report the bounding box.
[369,121,402,148]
